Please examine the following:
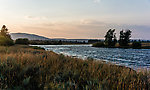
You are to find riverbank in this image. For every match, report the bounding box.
[0,45,149,89]
[92,42,150,49]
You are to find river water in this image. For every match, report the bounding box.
[32,45,150,69]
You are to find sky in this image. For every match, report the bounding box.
[0,0,150,39]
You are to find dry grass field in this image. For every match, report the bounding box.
[0,45,149,89]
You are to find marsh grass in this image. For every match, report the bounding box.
[0,45,149,89]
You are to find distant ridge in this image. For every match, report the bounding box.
[10,33,50,40]
[10,33,105,42]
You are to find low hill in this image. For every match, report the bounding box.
[10,33,50,40]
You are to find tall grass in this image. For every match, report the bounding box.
[0,45,149,89]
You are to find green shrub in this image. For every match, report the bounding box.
[0,25,14,46]
[132,41,142,49]
[0,36,14,46]
[15,38,29,45]
[29,46,45,50]
[92,42,105,47]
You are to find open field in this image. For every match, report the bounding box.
[0,45,149,89]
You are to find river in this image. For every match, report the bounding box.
[32,45,150,70]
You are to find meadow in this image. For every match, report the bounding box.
[0,45,149,89]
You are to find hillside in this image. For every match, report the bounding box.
[10,33,90,42]
[10,33,50,40]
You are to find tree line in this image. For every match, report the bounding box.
[105,29,132,47]
[93,29,142,48]
[0,25,144,48]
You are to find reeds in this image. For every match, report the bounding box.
[0,45,149,89]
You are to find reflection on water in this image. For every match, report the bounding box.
[32,45,150,69]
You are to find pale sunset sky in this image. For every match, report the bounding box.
[0,0,150,39]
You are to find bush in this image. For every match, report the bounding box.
[0,25,14,46]
[0,36,14,46]
[29,46,45,50]
[132,41,142,49]
[15,38,29,45]
[92,42,105,47]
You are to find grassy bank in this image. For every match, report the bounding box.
[0,45,149,89]
[93,42,150,49]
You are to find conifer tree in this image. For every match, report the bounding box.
[0,25,14,46]
[105,29,117,46]
[119,29,131,46]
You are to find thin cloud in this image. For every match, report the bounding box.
[16,20,150,39]
[93,0,101,3]
[25,16,48,20]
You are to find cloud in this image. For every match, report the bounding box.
[16,19,150,39]
[80,19,106,26]
[25,16,48,20]
[19,20,106,39]
[93,0,101,3]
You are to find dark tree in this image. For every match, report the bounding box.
[119,29,132,46]
[112,33,117,46]
[0,25,14,46]
[105,29,117,46]
[132,40,142,49]
[0,25,11,39]
[15,38,29,45]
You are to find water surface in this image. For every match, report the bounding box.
[32,45,150,69]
